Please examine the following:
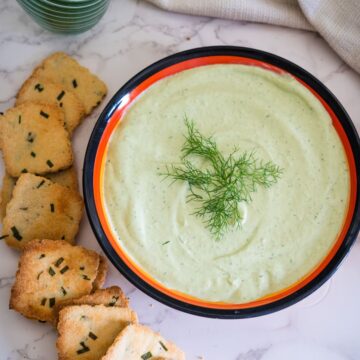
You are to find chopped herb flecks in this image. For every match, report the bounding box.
[61,235,65,240]
[39,254,45,259]
[30,151,36,158]
[162,241,170,245]
[40,110,49,119]
[141,351,153,360]
[46,160,54,168]
[61,286,67,296]
[41,298,47,306]
[82,275,90,281]
[159,341,168,351]
[0,234,9,240]
[21,169,28,173]
[54,257,64,267]
[49,297,55,308]
[79,266,85,270]
[57,90,65,101]
[11,226,22,241]
[18,115,22,124]
[26,132,35,143]
[76,342,90,354]
[37,180,45,188]
[19,207,28,210]
[108,296,119,307]
[72,79,78,88]
[37,271,43,280]
[60,265,69,274]
[48,267,56,276]
[59,102,63,107]
[34,83,44,92]
[50,203,55,212]
[88,332,97,340]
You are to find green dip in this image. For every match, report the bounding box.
[103,64,350,303]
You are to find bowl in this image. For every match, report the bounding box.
[83,46,360,318]
[16,0,110,34]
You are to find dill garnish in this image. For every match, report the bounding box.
[161,117,282,239]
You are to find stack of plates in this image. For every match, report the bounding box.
[16,0,111,34]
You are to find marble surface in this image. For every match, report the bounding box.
[0,0,359,359]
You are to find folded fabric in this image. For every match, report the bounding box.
[147,0,360,74]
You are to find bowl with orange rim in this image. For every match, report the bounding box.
[83,46,360,318]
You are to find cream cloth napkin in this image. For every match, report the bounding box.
[147,0,360,74]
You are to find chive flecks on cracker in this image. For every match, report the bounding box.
[101,324,185,360]
[16,76,85,135]
[2,174,83,250]
[10,239,107,323]
[56,305,137,360]
[0,102,73,177]
[32,52,107,115]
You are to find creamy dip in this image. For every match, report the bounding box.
[103,64,350,303]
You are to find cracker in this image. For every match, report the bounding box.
[33,52,107,115]
[54,286,129,323]
[0,167,78,221]
[16,76,85,135]
[56,305,138,360]
[2,174,83,250]
[101,324,185,360]
[0,172,16,220]
[9,239,105,323]
[93,255,107,291]
[0,102,73,177]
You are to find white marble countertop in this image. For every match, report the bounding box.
[0,1,359,359]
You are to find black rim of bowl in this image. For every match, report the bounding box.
[83,46,360,319]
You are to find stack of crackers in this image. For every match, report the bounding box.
[0,53,185,360]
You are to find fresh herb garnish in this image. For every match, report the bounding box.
[19,207,28,210]
[40,298,47,306]
[79,266,85,270]
[11,226,22,241]
[61,235,66,240]
[18,115,21,124]
[39,254,45,259]
[54,257,64,267]
[161,241,170,246]
[46,160,54,168]
[49,297,55,308]
[57,90,65,101]
[34,83,44,92]
[40,110,49,119]
[50,203,55,212]
[48,267,56,276]
[30,151,36,158]
[72,79,78,88]
[159,341,168,351]
[88,332,97,340]
[76,342,90,354]
[0,234,9,240]
[60,265,69,274]
[161,118,282,239]
[37,271,43,280]
[82,275,90,281]
[21,169,28,173]
[141,352,153,360]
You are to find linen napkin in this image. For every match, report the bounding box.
[147,0,360,74]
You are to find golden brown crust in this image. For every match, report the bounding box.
[3,174,83,250]
[9,240,103,323]
[53,286,129,323]
[56,305,138,360]
[32,52,107,115]
[101,324,185,360]
[0,172,16,220]
[16,76,85,135]
[0,167,78,221]
[92,255,108,291]
[0,102,73,177]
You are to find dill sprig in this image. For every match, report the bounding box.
[161,117,283,239]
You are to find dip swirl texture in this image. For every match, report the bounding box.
[103,64,350,303]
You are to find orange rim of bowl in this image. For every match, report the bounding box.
[93,55,357,310]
